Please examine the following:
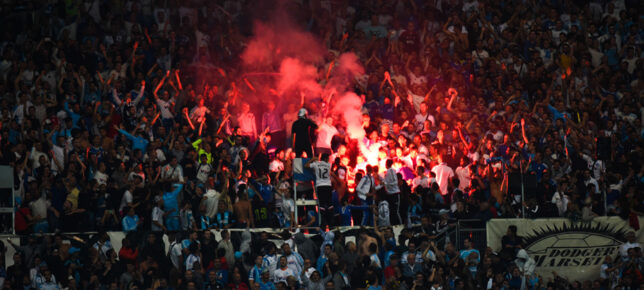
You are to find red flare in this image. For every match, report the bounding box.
[217,68,226,77]
[243,78,256,92]
[325,60,335,81]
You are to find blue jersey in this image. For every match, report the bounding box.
[163,184,183,217]
[215,211,232,227]
[200,216,211,230]
[122,215,139,231]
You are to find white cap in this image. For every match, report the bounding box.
[298,108,308,118]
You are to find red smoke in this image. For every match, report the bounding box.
[277,57,322,97]
[241,10,325,68]
[236,4,366,142]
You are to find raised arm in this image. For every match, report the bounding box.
[154,71,170,99]
[520,118,529,144]
[112,88,123,106]
[191,138,203,151]
[183,108,195,130]
[150,112,161,127]
[132,80,146,106]
[446,88,458,112]
[198,119,205,137]
[171,183,184,195]
[175,70,183,91]
[304,157,318,168]
[146,63,158,77]
[457,127,473,151]
[115,125,136,141]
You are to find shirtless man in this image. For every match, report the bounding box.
[233,185,254,228]
[357,229,378,257]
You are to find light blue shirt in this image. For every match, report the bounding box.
[122,215,139,232]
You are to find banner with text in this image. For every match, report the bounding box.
[487,217,644,281]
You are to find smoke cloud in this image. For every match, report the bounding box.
[241,11,325,68]
[236,3,366,142]
[277,57,322,97]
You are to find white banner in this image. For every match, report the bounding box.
[487,217,644,281]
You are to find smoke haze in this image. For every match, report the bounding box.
[236,3,366,141]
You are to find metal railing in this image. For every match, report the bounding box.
[454,219,487,252]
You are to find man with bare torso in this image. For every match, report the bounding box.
[234,184,254,228]
[358,229,378,257]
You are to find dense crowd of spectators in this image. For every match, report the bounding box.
[0,225,641,289]
[0,0,642,289]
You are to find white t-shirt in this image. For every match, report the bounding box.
[190,105,210,123]
[29,197,49,220]
[119,190,133,212]
[408,72,427,86]
[620,241,642,257]
[156,98,175,119]
[588,48,604,68]
[269,159,284,173]
[151,206,164,231]
[588,159,605,180]
[92,240,112,258]
[414,113,435,130]
[185,253,200,271]
[378,201,390,226]
[310,161,332,187]
[262,254,278,276]
[203,189,220,218]
[237,112,257,136]
[411,175,429,191]
[94,170,109,186]
[370,253,382,268]
[196,163,213,184]
[455,166,471,191]
[356,175,374,200]
[161,164,184,183]
[316,124,338,149]
[286,253,303,276]
[273,267,296,283]
[281,199,295,225]
[472,49,489,66]
[169,242,183,269]
[431,163,455,195]
[600,263,609,279]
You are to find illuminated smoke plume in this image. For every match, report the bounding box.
[241,12,325,68]
[277,57,322,97]
[332,91,365,139]
[327,53,365,139]
[238,4,366,142]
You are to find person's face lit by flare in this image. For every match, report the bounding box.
[337,145,347,156]
[362,114,370,125]
[437,130,444,143]
[378,149,387,160]
[340,157,350,167]
[398,136,407,147]
[369,130,378,142]
[242,103,250,114]
[392,123,400,134]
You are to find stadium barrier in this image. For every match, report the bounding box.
[487,217,644,281]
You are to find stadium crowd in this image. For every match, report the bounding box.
[0,0,643,289]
